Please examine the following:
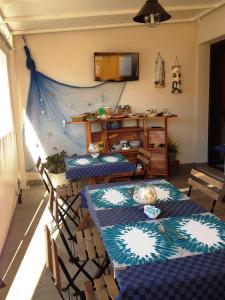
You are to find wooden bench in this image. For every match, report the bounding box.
[84,275,119,300]
[188,165,225,212]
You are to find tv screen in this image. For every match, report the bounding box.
[94,52,139,82]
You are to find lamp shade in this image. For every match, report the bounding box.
[214,144,225,153]
[133,0,171,24]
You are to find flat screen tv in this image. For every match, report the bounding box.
[94,52,139,82]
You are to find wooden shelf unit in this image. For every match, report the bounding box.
[69,115,177,178]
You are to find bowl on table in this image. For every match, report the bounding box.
[129,141,141,149]
[112,144,123,151]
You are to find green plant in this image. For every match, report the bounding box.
[168,138,179,154]
[43,151,67,173]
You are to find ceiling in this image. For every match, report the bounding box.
[0,0,225,35]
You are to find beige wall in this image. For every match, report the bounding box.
[14,22,197,170]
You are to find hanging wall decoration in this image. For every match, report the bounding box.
[155,53,165,88]
[171,56,182,94]
[23,45,125,171]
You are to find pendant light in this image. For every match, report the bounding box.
[133,0,171,27]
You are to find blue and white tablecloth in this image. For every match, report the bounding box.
[84,178,225,299]
[65,153,136,180]
[102,213,225,270]
[81,179,205,228]
[88,179,189,210]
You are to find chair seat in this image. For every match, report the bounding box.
[75,228,106,262]
[84,275,119,300]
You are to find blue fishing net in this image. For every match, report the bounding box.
[23,46,125,170]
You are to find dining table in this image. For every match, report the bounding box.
[65,153,136,184]
[81,179,225,300]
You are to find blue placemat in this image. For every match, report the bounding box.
[88,200,206,229]
[89,179,189,210]
[101,213,225,270]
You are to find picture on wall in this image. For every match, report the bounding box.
[171,57,182,94]
[155,53,165,88]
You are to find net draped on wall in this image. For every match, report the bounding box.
[24,46,126,170]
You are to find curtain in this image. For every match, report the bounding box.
[0,34,18,256]
[0,44,18,181]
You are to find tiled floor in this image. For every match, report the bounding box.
[0,165,225,300]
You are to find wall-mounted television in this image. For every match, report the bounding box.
[94,52,139,82]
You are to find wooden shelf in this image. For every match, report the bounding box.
[108,149,139,154]
[147,148,166,153]
[147,128,165,131]
[106,126,144,133]
[68,115,177,179]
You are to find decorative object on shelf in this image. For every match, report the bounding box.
[107,121,121,130]
[115,105,132,116]
[112,144,123,151]
[103,106,112,118]
[146,108,158,117]
[129,140,141,149]
[172,57,182,94]
[98,107,107,119]
[168,138,179,163]
[214,144,225,174]
[133,0,171,27]
[144,205,161,219]
[88,143,101,158]
[133,184,157,204]
[155,53,165,88]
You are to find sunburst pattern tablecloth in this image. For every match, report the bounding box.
[90,179,189,210]
[102,213,225,270]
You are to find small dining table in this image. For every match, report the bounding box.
[65,153,136,184]
[82,179,225,300]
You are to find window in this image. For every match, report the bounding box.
[0,49,13,138]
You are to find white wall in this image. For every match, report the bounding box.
[14,22,197,174]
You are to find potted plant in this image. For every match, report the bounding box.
[168,138,179,163]
[43,151,68,186]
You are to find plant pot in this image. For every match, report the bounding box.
[168,152,176,163]
[49,172,67,188]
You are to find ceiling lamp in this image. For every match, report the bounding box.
[133,0,171,27]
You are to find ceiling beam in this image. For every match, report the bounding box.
[4,4,220,23]
[12,18,194,36]
[193,0,225,20]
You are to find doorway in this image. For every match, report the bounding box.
[208,39,225,170]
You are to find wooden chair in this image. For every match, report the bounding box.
[36,156,80,203]
[187,167,225,213]
[131,147,151,180]
[49,194,109,285]
[84,275,119,300]
[52,239,84,299]
[44,225,53,275]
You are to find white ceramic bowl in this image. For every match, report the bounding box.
[129,141,141,148]
[112,144,123,151]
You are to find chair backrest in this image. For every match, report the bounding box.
[52,239,82,298]
[48,189,77,261]
[36,157,55,193]
[188,168,225,201]
[51,239,62,292]
[137,148,151,167]
[132,148,151,180]
[44,225,53,274]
